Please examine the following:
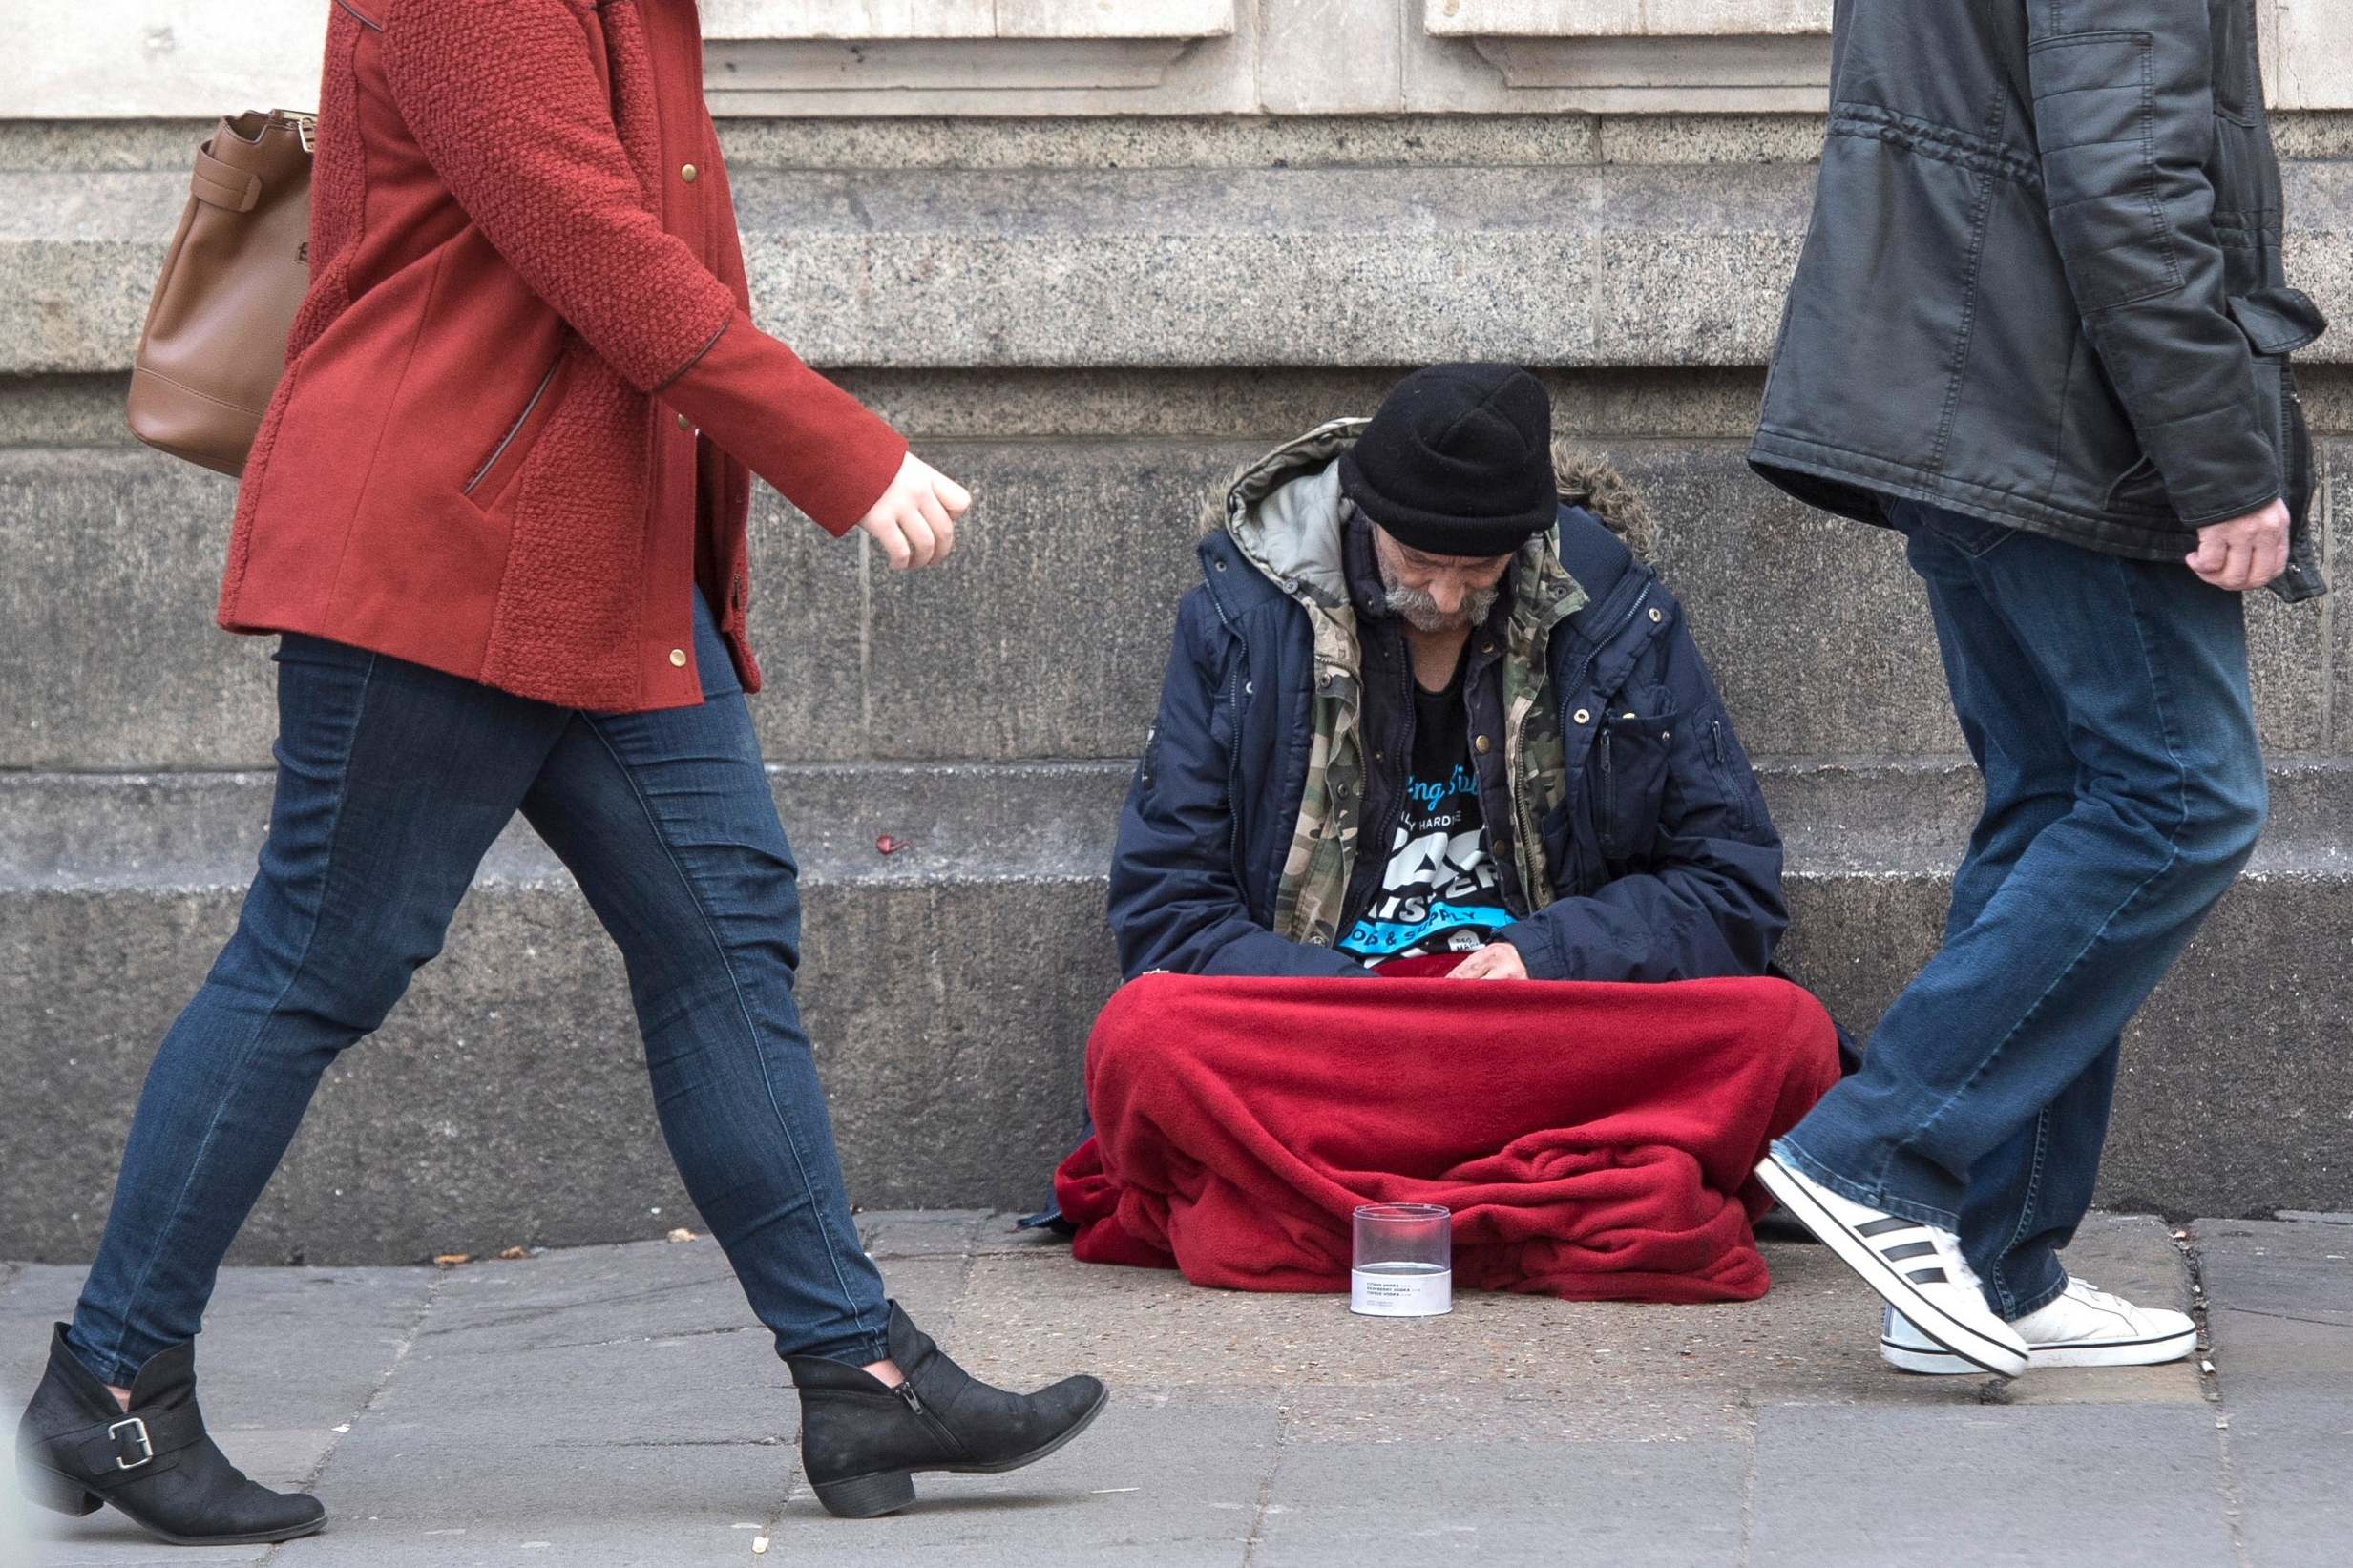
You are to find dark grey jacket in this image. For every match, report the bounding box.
[1750,0,2327,601]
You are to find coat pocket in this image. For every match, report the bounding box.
[462,355,565,511]
[1595,697,1680,866]
[2102,454,2174,518]
[2228,288,2329,600]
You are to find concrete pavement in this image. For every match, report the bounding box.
[4,1211,2347,1567]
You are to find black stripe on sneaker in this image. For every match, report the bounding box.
[1857,1217,1922,1237]
[1881,1241,1937,1262]
[1754,1156,2024,1377]
[1907,1267,1948,1284]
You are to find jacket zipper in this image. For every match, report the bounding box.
[1553,582,1654,881]
[1338,651,1416,938]
[463,359,560,495]
[1204,570,1251,901]
[1505,674,1546,916]
[1597,730,1616,860]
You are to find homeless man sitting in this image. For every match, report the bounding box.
[1053,365,1842,1305]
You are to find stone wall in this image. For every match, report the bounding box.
[2,6,2348,1262]
[15,1,2353,115]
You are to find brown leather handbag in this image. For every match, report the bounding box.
[126,110,315,476]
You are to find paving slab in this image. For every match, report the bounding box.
[1749,1405,2237,1567]
[774,1401,1273,1566]
[1254,1435,1746,1568]
[0,1261,431,1567]
[2,1212,2326,1568]
[950,1214,2204,1440]
[2202,1219,2353,1568]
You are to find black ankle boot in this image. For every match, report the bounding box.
[786,1301,1107,1518]
[14,1324,326,1546]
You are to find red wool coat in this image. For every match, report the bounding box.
[221,0,908,712]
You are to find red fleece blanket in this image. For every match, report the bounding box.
[1054,968,1840,1303]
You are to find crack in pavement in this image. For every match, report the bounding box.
[413,1271,740,1338]
[2213,1304,2353,1329]
[263,1266,445,1561]
[2183,1227,2258,1568]
[1238,1403,1288,1566]
[551,1437,783,1450]
[469,1321,769,1356]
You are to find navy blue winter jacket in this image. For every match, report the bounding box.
[1108,504,1788,984]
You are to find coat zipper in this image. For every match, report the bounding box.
[1597,730,1616,860]
[1505,670,1546,916]
[463,359,560,495]
[1204,570,1251,900]
[1338,650,1416,937]
[1554,582,1654,881]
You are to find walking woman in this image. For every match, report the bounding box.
[15,0,1105,1543]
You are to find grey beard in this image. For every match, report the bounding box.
[1383,581,1500,633]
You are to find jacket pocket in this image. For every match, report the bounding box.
[2227,289,2328,523]
[1595,697,1679,866]
[2228,288,2331,599]
[2209,0,2257,126]
[1706,719,1755,836]
[463,356,565,510]
[2103,454,2174,518]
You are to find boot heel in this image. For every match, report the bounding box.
[18,1460,102,1516]
[811,1468,915,1519]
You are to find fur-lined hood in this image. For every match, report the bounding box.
[1206,421,1653,602]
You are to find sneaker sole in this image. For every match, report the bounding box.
[1881,1327,2197,1375]
[1754,1157,2027,1378]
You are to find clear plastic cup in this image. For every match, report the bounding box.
[1350,1202,1452,1316]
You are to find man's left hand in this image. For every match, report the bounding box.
[1448,943,1528,981]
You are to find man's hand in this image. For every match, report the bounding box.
[2186,498,2289,593]
[1447,942,1528,981]
[854,453,972,570]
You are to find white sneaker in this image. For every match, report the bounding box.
[1754,1150,2028,1377]
[1882,1277,2196,1374]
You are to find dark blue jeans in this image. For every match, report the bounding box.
[1777,503,2266,1320]
[68,594,890,1386]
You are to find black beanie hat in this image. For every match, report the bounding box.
[1336,364,1555,558]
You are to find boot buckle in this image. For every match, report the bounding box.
[107,1416,153,1470]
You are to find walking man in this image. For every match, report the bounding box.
[1747,0,2325,1376]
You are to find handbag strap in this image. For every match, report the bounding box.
[191,145,262,213]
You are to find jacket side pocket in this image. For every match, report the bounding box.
[2226,289,2330,601]
[463,355,565,511]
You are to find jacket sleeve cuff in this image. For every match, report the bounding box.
[659,308,909,536]
[1496,921,1568,981]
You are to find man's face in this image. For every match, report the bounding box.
[1372,527,1512,633]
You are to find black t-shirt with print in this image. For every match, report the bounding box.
[1335,665,1513,964]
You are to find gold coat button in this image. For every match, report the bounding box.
[668,648,687,668]
[1573,708,1592,725]
[1649,608,1663,622]
[676,412,692,431]
[1474,735,1492,754]
[680,163,699,182]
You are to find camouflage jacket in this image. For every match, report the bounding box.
[1108,421,1789,984]
[1213,422,1587,947]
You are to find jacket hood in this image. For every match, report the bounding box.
[1207,420,1650,614]
[1208,419,1365,612]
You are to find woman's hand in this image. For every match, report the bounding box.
[854,453,972,570]
[1447,943,1529,981]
